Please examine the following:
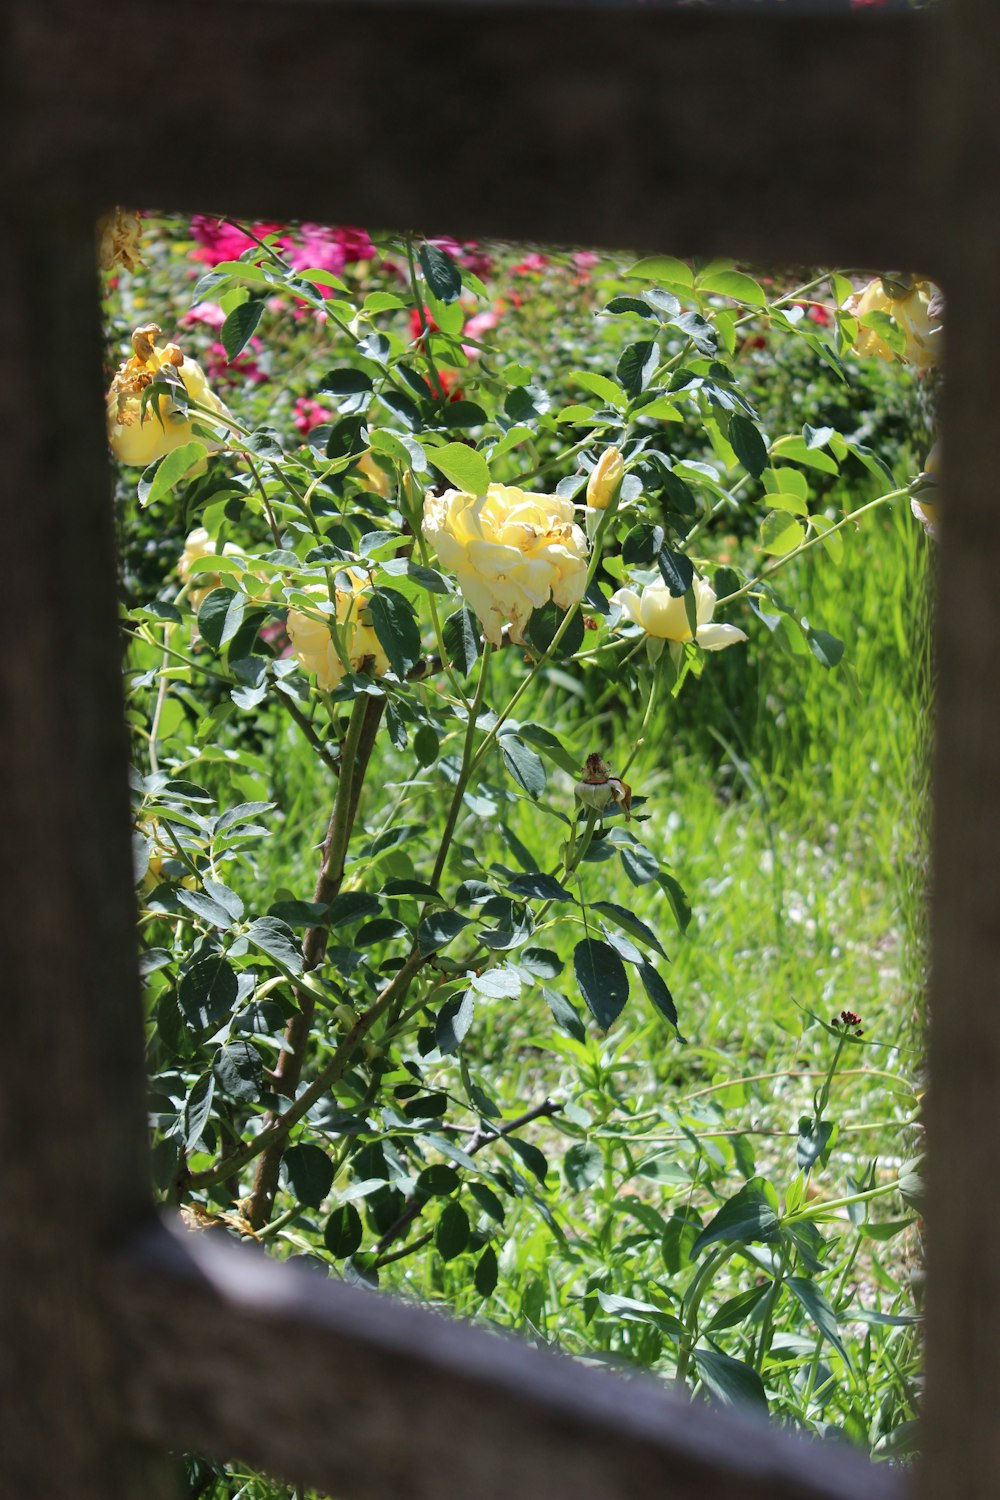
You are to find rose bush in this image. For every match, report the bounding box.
[108,220,927,1471]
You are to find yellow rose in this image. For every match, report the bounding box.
[106,323,232,468]
[586,447,625,510]
[611,576,747,651]
[178,527,247,610]
[286,576,390,691]
[422,483,589,647]
[844,276,943,371]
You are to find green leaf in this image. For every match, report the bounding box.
[327,891,382,928]
[213,1041,263,1102]
[765,491,809,518]
[626,255,694,288]
[656,547,694,597]
[245,916,304,975]
[807,628,845,669]
[573,938,629,1031]
[617,340,658,398]
[508,872,572,902]
[699,270,767,308]
[416,1164,460,1198]
[319,367,374,397]
[524,602,585,660]
[623,523,665,566]
[284,1142,334,1208]
[692,1179,781,1256]
[324,1203,363,1257]
[811,513,845,565]
[604,295,655,318]
[436,1200,470,1261]
[704,1284,771,1333]
[760,512,805,556]
[638,962,685,1041]
[787,1277,850,1365]
[544,987,586,1041]
[198,588,246,649]
[859,308,906,356]
[442,606,480,675]
[436,990,475,1053]
[221,298,264,361]
[500,735,547,799]
[569,370,626,409]
[475,1245,499,1297]
[469,1182,505,1223]
[564,1142,603,1191]
[176,888,235,930]
[418,909,470,953]
[183,1071,215,1150]
[413,723,439,767]
[470,966,522,1000]
[591,901,667,958]
[694,1348,768,1410]
[369,586,422,676]
[139,441,209,507]
[419,242,462,302]
[507,1136,548,1184]
[796,1115,835,1170]
[430,442,490,496]
[771,435,839,474]
[728,415,768,479]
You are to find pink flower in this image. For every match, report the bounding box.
[190,217,283,266]
[462,304,503,357]
[513,253,549,275]
[183,301,227,330]
[572,252,600,271]
[284,225,347,279]
[293,397,336,434]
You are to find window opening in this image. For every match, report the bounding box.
[103,208,933,1490]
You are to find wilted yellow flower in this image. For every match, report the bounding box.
[611,576,747,651]
[910,439,941,537]
[98,208,144,272]
[586,447,625,510]
[106,323,232,468]
[843,276,943,371]
[286,576,390,691]
[178,527,247,609]
[422,483,589,647]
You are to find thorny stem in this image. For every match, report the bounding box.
[429,642,493,892]
[244,692,384,1228]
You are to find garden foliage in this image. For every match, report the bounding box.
[105,211,934,1475]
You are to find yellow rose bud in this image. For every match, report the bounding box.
[843,276,943,371]
[910,438,941,536]
[611,576,747,651]
[422,483,589,647]
[178,527,247,610]
[586,447,625,510]
[286,575,390,691]
[356,450,391,499]
[106,323,232,468]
